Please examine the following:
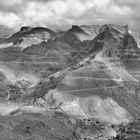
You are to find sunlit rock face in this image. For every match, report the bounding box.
[0,24,139,139]
[69,25,101,41]
[80,96,131,124]
[0,27,55,49]
[80,25,101,37]
[59,96,131,125]
[16,32,50,49]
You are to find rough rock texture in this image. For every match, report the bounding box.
[0,24,139,139]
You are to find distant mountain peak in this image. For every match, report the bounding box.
[69,25,86,34]
[20,26,32,33]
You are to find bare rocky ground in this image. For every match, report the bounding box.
[0,24,139,139]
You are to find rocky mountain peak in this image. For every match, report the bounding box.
[20,26,31,33]
[69,25,86,34]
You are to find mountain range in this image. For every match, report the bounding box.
[0,24,139,140]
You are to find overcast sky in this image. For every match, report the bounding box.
[0,0,140,37]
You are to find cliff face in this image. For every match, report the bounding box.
[0,24,139,140]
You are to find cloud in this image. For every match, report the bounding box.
[0,0,22,7]
[0,12,21,28]
[0,0,140,38]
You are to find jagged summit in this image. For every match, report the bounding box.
[102,24,129,33]
[69,25,86,34]
[0,24,138,58]
[20,26,32,33]
[0,24,139,59]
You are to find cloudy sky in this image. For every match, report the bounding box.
[0,0,140,37]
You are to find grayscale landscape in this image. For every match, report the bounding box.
[0,0,140,140]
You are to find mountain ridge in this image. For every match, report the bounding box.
[0,24,139,139]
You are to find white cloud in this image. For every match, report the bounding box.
[0,0,22,7]
[0,0,139,38]
[18,0,112,28]
[0,12,21,28]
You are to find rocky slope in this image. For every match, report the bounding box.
[0,24,139,140]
